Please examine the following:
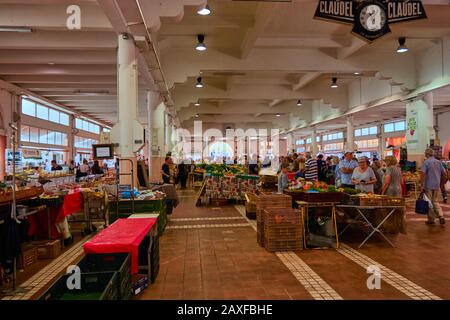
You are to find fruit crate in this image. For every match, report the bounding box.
[256,193,292,223]
[382,197,405,207]
[263,208,301,226]
[18,244,38,270]
[39,272,118,300]
[351,196,384,207]
[77,253,131,300]
[109,199,166,214]
[32,240,61,259]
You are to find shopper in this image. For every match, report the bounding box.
[177,161,188,189]
[371,160,384,194]
[440,160,449,203]
[352,156,377,193]
[278,163,289,193]
[161,156,172,184]
[338,151,358,188]
[305,152,318,181]
[296,157,306,179]
[381,156,402,197]
[421,148,446,225]
[50,160,63,171]
[91,160,103,175]
[68,160,76,174]
[317,154,326,182]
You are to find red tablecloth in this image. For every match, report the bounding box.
[83,218,157,274]
[56,191,83,223]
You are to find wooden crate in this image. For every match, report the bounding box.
[263,208,301,226]
[256,193,292,223]
[352,196,384,206]
[18,244,38,270]
[32,240,61,259]
[382,197,405,207]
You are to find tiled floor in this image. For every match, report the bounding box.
[4,189,449,300]
[136,190,449,300]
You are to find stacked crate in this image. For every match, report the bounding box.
[255,193,292,247]
[263,208,303,252]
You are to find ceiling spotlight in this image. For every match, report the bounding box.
[353,72,361,75]
[197,4,211,15]
[297,100,303,106]
[195,34,207,51]
[195,114,200,118]
[276,113,281,117]
[331,77,338,88]
[195,77,204,88]
[397,37,408,53]
[194,100,200,106]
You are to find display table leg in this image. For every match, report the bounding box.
[47,207,52,240]
[357,209,395,249]
[332,206,340,249]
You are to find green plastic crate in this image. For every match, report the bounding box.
[77,253,131,300]
[39,272,118,300]
[109,199,165,214]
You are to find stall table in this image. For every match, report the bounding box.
[337,205,403,248]
[83,218,157,275]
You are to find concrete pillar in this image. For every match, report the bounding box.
[117,33,138,185]
[406,92,435,165]
[346,116,355,151]
[378,123,384,158]
[147,91,160,181]
[68,114,75,161]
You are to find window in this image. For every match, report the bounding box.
[323,135,328,142]
[316,136,321,142]
[60,113,69,126]
[337,132,343,139]
[76,118,101,134]
[49,109,59,123]
[39,129,48,144]
[22,100,36,117]
[19,125,67,146]
[21,98,70,126]
[394,121,406,131]
[324,142,344,152]
[355,129,361,137]
[356,139,379,149]
[296,147,305,153]
[369,126,378,135]
[306,138,312,144]
[21,125,30,142]
[36,105,49,120]
[361,128,369,136]
[384,120,405,133]
[103,128,110,133]
[30,127,39,143]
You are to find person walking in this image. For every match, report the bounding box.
[305,152,318,181]
[177,160,188,189]
[352,156,377,193]
[421,148,446,225]
[338,151,358,189]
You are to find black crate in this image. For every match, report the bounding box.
[39,272,118,300]
[77,253,131,300]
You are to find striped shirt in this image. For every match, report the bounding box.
[305,158,318,181]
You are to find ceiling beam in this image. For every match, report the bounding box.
[292,72,321,91]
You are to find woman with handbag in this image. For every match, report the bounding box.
[381,156,403,197]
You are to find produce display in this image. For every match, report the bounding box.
[205,175,259,201]
[203,164,248,176]
[403,171,420,183]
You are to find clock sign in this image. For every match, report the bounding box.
[314,0,427,42]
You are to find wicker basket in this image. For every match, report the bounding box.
[256,193,292,222]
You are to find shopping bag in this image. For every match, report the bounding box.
[422,193,434,209]
[415,193,429,215]
[445,181,450,193]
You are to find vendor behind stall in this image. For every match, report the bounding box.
[51,160,63,171]
[352,156,377,193]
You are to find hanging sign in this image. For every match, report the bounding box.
[406,106,419,150]
[22,148,42,159]
[314,0,427,42]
